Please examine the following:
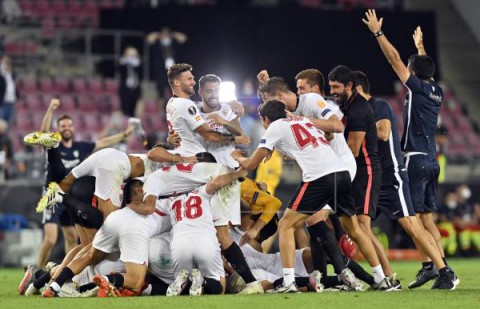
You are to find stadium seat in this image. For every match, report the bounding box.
[104,79,119,94]
[88,78,104,94]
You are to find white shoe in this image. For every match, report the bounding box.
[189,269,204,296]
[266,282,300,294]
[237,280,264,295]
[24,283,40,296]
[166,269,189,297]
[58,282,81,298]
[340,268,365,291]
[309,270,324,293]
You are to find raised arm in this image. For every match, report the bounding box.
[307,114,344,133]
[362,9,411,83]
[147,144,197,163]
[40,98,60,132]
[93,122,135,152]
[413,26,427,56]
[231,148,271,171]
[205,168,248,195]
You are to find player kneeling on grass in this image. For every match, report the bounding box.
[139,167,248,296]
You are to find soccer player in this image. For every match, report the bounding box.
[232,100,392,292]
[152,168,248,296]
[135,160,264,294]
[198,74,243,168]
[23,97,135,270]
[257,75,364,289]
[362,9,459,289]
[328,65,395,284]
[165,63,249,157]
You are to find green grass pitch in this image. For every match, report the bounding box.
[1,259,479,309]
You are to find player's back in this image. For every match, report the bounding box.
[160,185,216,237]
[261,117,346,182]
[402,75,442,154]
[149,162,230,196]
[166,97,206,156]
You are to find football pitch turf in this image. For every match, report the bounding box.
[1,259,479,309]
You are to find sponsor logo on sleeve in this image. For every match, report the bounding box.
[321,109,331,117]
[188,105,198,115]
[260,139,266,144]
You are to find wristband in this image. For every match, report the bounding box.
[374,30,384,37]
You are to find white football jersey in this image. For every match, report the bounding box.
[259,117,346,182]
[156,185,217,238]
[199,103,239,168]
[166,97,206,156]
[143,162,231,197]
[295,93,354,163]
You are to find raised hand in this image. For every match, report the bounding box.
[362,9,383,34]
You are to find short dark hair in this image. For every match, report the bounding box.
[258,100,287,123]
[258,77,291,97]
[196,152,217,163]
[122,179,143,208]
[199,74,221,89]
[328,65,355,87]
[167,63,192,86]
[408,55,435,80]
[295,69,325,91]
[57,114,73,126]
[352,71,371,94]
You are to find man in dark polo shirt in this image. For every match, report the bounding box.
[327,65,396,288]
[35,98,135,270]
[354,70,454,290]
[363,9,459,289]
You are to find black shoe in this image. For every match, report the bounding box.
[370,278,397,291]
[388,273,402,290]
[431,268,460,290]
[408,267,438,289]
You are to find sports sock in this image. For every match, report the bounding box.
[344,257,375,285]
[372,265,385,284]
[47,148,67,183]
[283,268,295,286]
[308,222,346,274]
[442,257,449,267]
[329,214,345,240]
[55,267,75,287]
[33,272,51,289]
[203,278,223,295]
[79,283,97,292]
[321,275,342,288]
[309,241,328,275]
[422,261,434,271]
[224,242,256,283]
[106,273,125,288]
[34,269,47,279]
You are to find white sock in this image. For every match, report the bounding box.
[56,192,64,204]
[283,268,295,286]
[50,282,61,292]
[372,265,385,284]
[141,284,152,296]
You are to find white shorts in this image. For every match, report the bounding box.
[210,180,240,226]
[251,268,280,283]
[245,248,308,278]
[72,255,125,286]
[170,233,225,280]
[148,232,175,284]
[93,207,167,264]
[72,148,130,207]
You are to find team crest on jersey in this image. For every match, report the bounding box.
[188,106,198,115]
[317,100,326,108]
[73,150,79,158]
[195,116,202,121]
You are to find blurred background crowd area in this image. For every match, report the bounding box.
[0,0,480,264]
